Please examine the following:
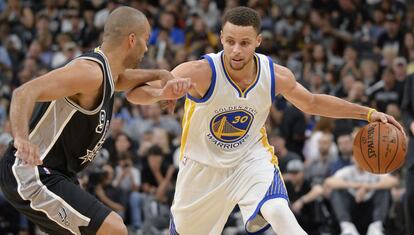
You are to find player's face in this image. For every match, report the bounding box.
[127,21,150,69]
[221,22,261,71]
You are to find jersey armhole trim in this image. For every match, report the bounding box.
[186,55,216,103]
[267,56,276,103]
[64,56,106,115]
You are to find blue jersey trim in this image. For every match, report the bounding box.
[186,54,216,103]
[220,52,243,97]
[169,212,179,235]
[245,168,289,234]
[267,56,276,103]
[244,55,261,97]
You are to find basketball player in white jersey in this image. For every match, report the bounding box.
[127,6,404,235]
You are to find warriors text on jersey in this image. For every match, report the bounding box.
[28,47,114,176]
[179,51,278,168]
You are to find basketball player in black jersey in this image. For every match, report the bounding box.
[0,6,191,235]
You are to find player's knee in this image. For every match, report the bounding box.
[98,212,127,235]
[261,198,291,222]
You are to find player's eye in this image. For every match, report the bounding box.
[241,41,250,47]
[227,40,235,45]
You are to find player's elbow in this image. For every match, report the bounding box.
[12,85,35,101]
[125,90,137,104]
[125,89,146,105]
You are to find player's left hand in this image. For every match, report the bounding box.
[370,110,406,138]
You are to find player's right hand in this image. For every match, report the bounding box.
[13,137,42,166]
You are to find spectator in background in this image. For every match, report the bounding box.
[325,159,398,235]
[109,132,137,167]
[329,133,353,175]
[403,31,414,63]
[280,105,307,158]
[94,0,119,29]
[89,165,127,218]
[305,132,336,186]
[51,41,81,68]
[376,14,404,55]
[303,43,328,82]
[360,58,379,88]
[368,68,402,112]
[392,56,408,83]
[151,128,174,164]
[141,145,176,234]
[303,117,338,163]
[113,153,143,233]
[340,45,361,80]
[189,0,220,30]
[126,103,181,142]
[149,11,185,46]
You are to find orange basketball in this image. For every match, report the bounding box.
[353,122,407,174]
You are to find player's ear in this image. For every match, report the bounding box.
[256,33,262,48]
[220,30,224,43]
[128,33,136,48]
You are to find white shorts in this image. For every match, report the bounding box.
[170,150,288,235]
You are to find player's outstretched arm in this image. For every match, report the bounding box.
[126,78,194,105]
[116,69,175,92]
[10,59,103,166]
[126,60,211,108]
[274,63,404,133]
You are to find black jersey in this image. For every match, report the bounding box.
[28,47,114,176]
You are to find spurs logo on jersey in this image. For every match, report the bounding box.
[207,106,257,150]
[79,110,109,164]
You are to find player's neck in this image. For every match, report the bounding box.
[225,56,257,84]
[100,44,126,81]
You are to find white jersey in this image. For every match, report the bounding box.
[179,51,278,168]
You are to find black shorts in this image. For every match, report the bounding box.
[0,146,111,235]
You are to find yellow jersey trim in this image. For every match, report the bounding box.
[260,127,278,165]
[179,99,196,161]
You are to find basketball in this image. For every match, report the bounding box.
[353,122,407,174]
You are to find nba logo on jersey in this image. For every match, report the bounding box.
[207,107,256,150]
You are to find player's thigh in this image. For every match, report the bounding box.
[2,160,113,235]
[171,158,236,234]
[37,168,114,235]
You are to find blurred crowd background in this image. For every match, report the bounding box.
[0,0,413,235]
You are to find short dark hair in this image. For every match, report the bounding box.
[222,7,261,34]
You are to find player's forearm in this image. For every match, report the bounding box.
[301,184,323,203]
[126,85,163,105]
[308,94,371,121]
[10,87,36,141]
[366,176,399,190]
[324,177,359,189]
[117,69,168,91]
